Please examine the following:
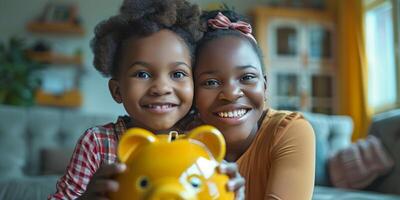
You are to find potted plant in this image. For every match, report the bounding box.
[0,37,43,106]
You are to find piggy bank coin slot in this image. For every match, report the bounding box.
[168,131,179,142]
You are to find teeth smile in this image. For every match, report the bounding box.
[217,109,248,118]
[146,104,175,109]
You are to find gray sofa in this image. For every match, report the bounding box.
[0,105,114,200]
[366,109,400,195]
[305,111,400,199]
[0,105,399,199]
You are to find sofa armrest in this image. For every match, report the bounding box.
[367,109,400,195]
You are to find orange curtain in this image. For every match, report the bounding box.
[328,0,372,141]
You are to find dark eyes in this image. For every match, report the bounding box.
[202,79,220,87]
[133,71,151,79]
[172,71,188,79]
[201,74,257,88]
[132,70,188,79]
[241,74,257,81]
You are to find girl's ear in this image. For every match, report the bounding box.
[109,78,122,103]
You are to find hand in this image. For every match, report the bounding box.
[219,161,245,200]
[78,163,126,200]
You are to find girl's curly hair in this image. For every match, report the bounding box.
[91,0,203,77]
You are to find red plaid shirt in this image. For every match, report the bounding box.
[48,116,128,200]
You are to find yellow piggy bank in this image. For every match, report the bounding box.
[110,125,234,200]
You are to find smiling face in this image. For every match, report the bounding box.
[109,29,193,132]
[195,36,266,144]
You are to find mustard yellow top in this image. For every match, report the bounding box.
[237,109,315,200]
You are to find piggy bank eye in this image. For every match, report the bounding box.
[137,176,150,190]
[188,175,202,188]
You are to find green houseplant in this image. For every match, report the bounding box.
[0,37,43,106]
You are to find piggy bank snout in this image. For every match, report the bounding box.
[147,181,196,200]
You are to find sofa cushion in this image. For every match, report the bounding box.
[0,176,58,200]
[303,112,353,186]
[315,129,330,185]
[60,111,94,147]
[59,112,115,148]
[26,107,62,175]
[303,113,330,185]
[40,147,74,175]
[327,115,353,154]
[0,105,27,178]
[313,186,400,200]
[0,105,116,177]
[328,135,394,189]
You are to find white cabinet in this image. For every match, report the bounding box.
[252,7,337,114]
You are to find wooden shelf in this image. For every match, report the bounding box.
[27,51,82,66]
[35,89,82,108]
[27,21,84,36]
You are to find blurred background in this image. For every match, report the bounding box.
[0,0,400,199]
[1,0,293,119]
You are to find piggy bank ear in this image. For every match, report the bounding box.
[187,125,226,162]
[118,128,157,163]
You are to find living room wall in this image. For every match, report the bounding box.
[0,0,264,118]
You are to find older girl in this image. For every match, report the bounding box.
[194,10,315,200]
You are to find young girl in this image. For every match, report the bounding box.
[49,1,243,199]
[194,10,316,199]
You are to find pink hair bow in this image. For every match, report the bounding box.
[208,12,257,43]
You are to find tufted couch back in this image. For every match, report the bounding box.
[302,112,354,186]
[0,105,355,186]
[0,105,115,178]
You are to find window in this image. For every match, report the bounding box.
[365,0,397,111]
